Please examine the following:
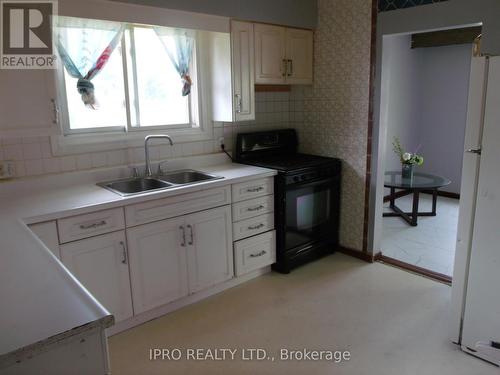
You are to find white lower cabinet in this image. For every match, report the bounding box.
[60,231,134,322]
[126,216,189,315]
[53,180,271,329]
[126,205,233,314]
[185,206,233,293]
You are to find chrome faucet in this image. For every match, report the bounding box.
[144,135,173,177]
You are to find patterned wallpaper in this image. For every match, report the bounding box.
[378,0,448,12]
[291,0,373,252]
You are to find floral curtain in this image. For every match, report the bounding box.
[55,17,125,109]
[154,27,194,96]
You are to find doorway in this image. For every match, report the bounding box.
[375,27,479,280]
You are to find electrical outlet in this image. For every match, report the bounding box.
[0,160,16,179]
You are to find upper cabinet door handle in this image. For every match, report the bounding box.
[235,94,242,113]
[51,98,59,125]
[287,59,293,76]
[282,59,287,77]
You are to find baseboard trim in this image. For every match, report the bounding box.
[376,254,452,285]
[384,189,460,202]
[338,246,376,263]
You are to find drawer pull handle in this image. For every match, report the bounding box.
[246,186,264,193]
[119,241,128,264]
[247,205,264,212]
[187,224,194,245]
[180,226,186,247]
[79,220,106,230]
[248,223,265,230]
[250,250,267,258]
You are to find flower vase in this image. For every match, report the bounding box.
[402,163,414,181]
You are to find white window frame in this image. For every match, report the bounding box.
[51,25,212,156]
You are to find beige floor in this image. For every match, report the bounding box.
[109,254,497,375]
[382,194,459,276]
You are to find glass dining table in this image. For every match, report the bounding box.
[384,171,451,226]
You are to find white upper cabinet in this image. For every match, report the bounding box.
[60,231,134,322]
[254,24,313,85]
[185,206,233,293]
[126,216,188,314]
[209,21,255,122]
[254,24,287,84]
[285,28,314,84]
[231,21,256,121]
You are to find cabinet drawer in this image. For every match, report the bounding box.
[233,213,274,241]
[58,208,125,244]
[231,177,274,202]
[232,194,274,221]
[126,186,231,226]
[234,230,276,276]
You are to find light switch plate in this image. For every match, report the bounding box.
[0,160,16,179]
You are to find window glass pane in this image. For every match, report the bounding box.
[63,29,127,130]
[133,27,190,127]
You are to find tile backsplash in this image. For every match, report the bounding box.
[0,91,295,178]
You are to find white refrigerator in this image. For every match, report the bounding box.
[450,54,500,366]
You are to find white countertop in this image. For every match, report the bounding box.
[0,156,276,365]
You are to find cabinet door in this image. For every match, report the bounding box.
[254,24,286,84]
[231,21,255,121]
[29,221,60,259]
[185,206,233,293]
[285,28,313,84]
[60,231,133,322]
[126,217,188,314]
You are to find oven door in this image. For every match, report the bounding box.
[284,177,339,252]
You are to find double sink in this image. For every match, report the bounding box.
[98,169,223,196]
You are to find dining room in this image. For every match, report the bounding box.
[377,27,478,281]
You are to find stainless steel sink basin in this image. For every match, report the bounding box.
[157,169,223,185]
[98,177,174,196]
[97,170,223,196]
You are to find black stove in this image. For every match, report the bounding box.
[234,129,341,273]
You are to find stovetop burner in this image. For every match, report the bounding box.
[242,153,337,172]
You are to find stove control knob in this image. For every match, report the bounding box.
[293,176,300,182]
[301,175,307,181]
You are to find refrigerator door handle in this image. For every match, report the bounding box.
[466,147,482,155]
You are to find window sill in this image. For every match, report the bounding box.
[51,125,213,156]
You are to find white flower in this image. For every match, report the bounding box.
[402,152,412,161]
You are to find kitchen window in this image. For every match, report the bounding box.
[55,17,207,148]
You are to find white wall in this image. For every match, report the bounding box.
[382,34,471,195]
[418,44,472,194]
[111,0,317,29]
[382,34,422,173]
